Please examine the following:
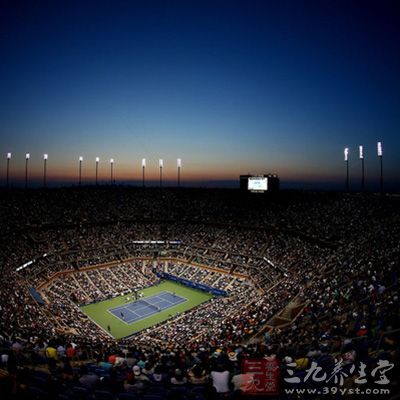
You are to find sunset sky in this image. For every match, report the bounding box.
[0,0,399,189]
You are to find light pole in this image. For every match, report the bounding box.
[79,156,83,185]
[95,157,99,185]
[359,145,364,192]
[25,153,30,189]
[110,158,114,184]
[159,159,163,187]
[43,154,48,188]
[344,147,349,192]
[177,158,182,188]
[141,158,146,187]
[6,152,11,188]
[377,141,383,194]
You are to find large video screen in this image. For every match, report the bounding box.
[248,177,268,192]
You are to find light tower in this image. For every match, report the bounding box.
[141,158,146,187]
[25,153,30,189]
[359,145,364,192]
[344,147,349,192]
[43,154,48,188]
[6,152,11,188]
[159,159,163,187]
[95,157,99,185]
[110,158,114,184]
[177,158,182,187]
[377,141,383,194]
[79,156,83,185]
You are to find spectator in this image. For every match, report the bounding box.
[211,363,230,394]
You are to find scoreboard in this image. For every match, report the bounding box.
[240,174,279,193]
[248,177,268,192]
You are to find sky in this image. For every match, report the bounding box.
[0,0,399,189]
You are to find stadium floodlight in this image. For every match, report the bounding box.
[359,146,364,192]
[43,154,48,188]
[141,158,146,187]
[159,159,163,187]
[110,158,114,184]
[177,158,182,187]
[25,153,30,189]
[6,153,11,187]
[79,156,83,185]
[377,141,383,157]
[377,141,383,194]
[344,148,349,192]
[95,157,99,185]
[344,147,349,161]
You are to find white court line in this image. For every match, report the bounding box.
[108,299,161,324]
[107,291,188,324]
[125,308,156,323]
[108,291,171,312]
[111,296,182,316]
[123,298,177,323]
[110,301,154,315]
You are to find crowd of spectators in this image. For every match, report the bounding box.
[0,187,398,398]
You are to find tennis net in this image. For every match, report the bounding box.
[141,298,160,312]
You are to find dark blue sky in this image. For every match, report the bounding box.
[0,0,399,189]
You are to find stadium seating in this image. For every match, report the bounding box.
[0,188,398,398]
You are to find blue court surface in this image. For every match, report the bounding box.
[108,291,187,324]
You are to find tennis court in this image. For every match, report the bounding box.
[108,291,187,324]
[80,281,213,339]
